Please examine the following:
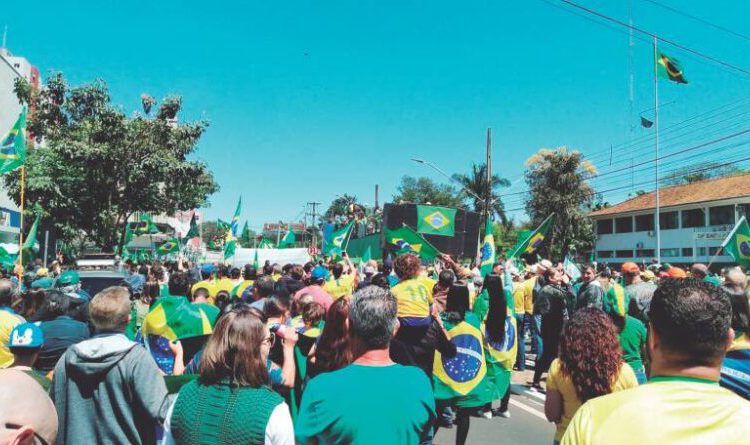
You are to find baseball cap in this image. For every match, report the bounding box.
[667,267,687,279]
[311,266,328,280]
[56,270,80,287]
[7,323,44,349]
[200,264,217,274]
[642,270,656,282]
[621,262,640,274]
[31,277,54,290]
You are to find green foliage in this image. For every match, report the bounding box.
[662,161,745,186]
[392,176,464,208]
[8,74,219,250]
[524,147,597,260]
[324,194,360,220]
[451,163,510,224]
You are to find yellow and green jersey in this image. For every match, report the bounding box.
[391,278,434,319]
[0,308,24,368]
[562,376,750,445]
[323,274,356,300]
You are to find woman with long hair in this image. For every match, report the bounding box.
[434,284,490,445]
[163,306,294,444]
[308,297,352,378]
[544,307,637,444]
[474,273,516,418]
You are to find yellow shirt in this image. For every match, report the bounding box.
[520,277,536,314]
[323,274,356,300]
[547,358,637,441]
[415,275,436,301]
[391,278,434,319]
[512,282,525,315]
[214,278,235,295]
[0,309,24,368]
[561,377,750,445]
[191,279,217,299]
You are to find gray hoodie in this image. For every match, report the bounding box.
[50,333,169,445]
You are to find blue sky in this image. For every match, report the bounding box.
[5,0,750,228]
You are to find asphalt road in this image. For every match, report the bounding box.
[434,383,555,445]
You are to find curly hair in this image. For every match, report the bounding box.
[393,253,421,280]
[559,307,623,402]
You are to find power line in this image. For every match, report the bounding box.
[558,0,750,77]
[639,0,750,43]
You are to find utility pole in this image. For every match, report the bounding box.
[485,128,492,225]
[374,184,379,210]
[306,201,321,249]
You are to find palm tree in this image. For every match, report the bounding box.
[451,163,511,224]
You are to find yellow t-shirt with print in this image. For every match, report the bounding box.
[547,358,637,441]
[391,278,434,319]
[323,274,356,300]
[561,376,750,445]
[0,309,24,368]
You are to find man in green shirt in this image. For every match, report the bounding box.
[296,286,435,445]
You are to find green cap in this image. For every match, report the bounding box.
[31,277,54,289]
[56,270,80,287]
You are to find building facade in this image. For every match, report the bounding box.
[588,173,750,267]
[0,47,39,246]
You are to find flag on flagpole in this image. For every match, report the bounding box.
[564,256,581,282]
[506,214,555,259]
[157,238,180,255]
[231,196,242,237]
[279,228,296,248]
[479,218,496,277]
[253,249,260,270]
[0,107,27,174]
[417,205,457,237]
[258,238,275,249]
[21,213,40,263]
[720,216,750,268]
[323,221,354,256]
[183,212,199,241]
[656,51,688,84]
[384,226,440,261]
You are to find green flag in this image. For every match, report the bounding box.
[217,219,231,232]
[22,213,40,263]
[242,221,250,242]
[137,213,159,234]
[385,226,440,261]
[479,218,496,277]
[253,249,259,269]
[0,107,27,174]
[506,214,555,259]
[721,216,750,268]
[417,205,456,237]
[258,238,275,249]
[656,51,688,84]
[324,221,354,255]
[362,245,372,264]
[157,238,180,255]
[223,239,236,260]
[183,212,199,240]
[279,228,296,248]
[231,197,242,237]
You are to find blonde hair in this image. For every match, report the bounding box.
[89,286,131,331]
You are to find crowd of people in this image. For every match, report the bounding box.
[1,251,750,444]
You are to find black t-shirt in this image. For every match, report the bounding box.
[36,316,91,372]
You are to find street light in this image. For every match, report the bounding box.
[410,157,494,204]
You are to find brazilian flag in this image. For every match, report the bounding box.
[141,296,219,341]
[385,226,440,261]
[156,238,180,255]
[603,281,630,317]
[473,287,517,400]
[722,216,750,268]
[657,51,688,84]
[417,205,456,237]
[0,107,27,174]
[433,312,492,408]
[506,213,555,259]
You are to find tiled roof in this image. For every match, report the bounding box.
[588,173,750,217]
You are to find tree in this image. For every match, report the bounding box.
[451,163,510,224]
[392,176,464,208]
[324,194,361,220]
[662,161,745,186]
[8,73,219,250]
[524,147,597,260]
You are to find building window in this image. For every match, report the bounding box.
[615,217,633,233]
[596,219,613,235]
[615,249,634,258]
[659,211,679,230]
[681,248,693,257]
[709,246,722,256]
[597,250,613,258]
[660,248,681,257]
[697,247,708,256]
[635,214,654,232]
[709,205,734,226]
[681,208,705,228]
[636,248,655,258]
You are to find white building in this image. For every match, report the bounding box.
[588,173,750,267]
[0,47,39,245]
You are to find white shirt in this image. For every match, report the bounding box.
[161,393,294,445]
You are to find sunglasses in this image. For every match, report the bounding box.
[4,423,49,445]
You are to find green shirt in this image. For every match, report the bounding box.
[619,315,647,371]
[296,363,435,445]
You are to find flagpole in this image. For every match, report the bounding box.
[653,35,662,265]
[18,165,25,273]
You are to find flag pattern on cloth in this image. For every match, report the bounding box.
[323,221,353,255]
[564,256,581,282]
[157,238,180,255]
[603,282,630,317]
[474,287,517,400]
[223,237,236,260]
[722,216,750,268]
[279,228,296,248]
[241,221,250,243]
[231,196,242,237]
[21,213,40,263]
[258,238,275,249]
[385,226,440,261]
[479,219,496,277]
[657,51,688,84]
[137,213,159,234]
[141,297,219,341]
[416,205,456,237]
[0,108,27,174]
[361,245,372,264]
[433,313,492,407]
[217,219,231,232]
[183,212,199,241]
[506,214,555,259]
